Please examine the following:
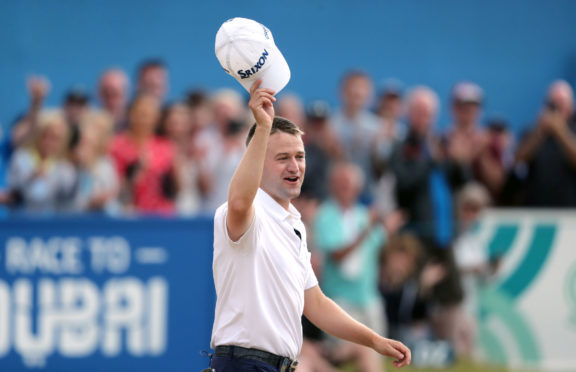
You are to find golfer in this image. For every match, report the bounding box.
[209,79,411,371]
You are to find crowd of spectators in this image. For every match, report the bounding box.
[1,60,576,369]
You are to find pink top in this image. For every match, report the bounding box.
[111,133,175,214]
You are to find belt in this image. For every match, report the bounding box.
[214,345,299,372]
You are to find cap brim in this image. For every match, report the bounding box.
[238,45,290,95]
[455,99,481,105]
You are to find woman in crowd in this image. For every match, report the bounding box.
[5,110,76,214]
[110,94,177,215]
[71,111,120,214]
[157,102,207,216]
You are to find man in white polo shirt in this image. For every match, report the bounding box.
[209,80,411,371]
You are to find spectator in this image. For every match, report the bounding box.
[314,161,387,372]
[371,80,407,219]
[379,233,429,343]
[110,94,176,215]
[12,77,91,154]
[443,82,487,175]
[70,112,120,214]
[276,93,306,128]
[97,68,129,132]
[300,100,342,201]
[449,182,495,358]
[200,89,247,212]
[331,70,380,201]
[186,88,214,135]
[374,79,408,144]
[5,111,76,215]
[158,102,206,216]
[476,117,515,204]
[136,59,169,103]
[11,76,51,151]
[62,87,91,150]
[515,80,576,207]
[390,86,469,249]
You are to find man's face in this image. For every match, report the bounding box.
[452,101,481,127]
[342,76,372,112]
[100,75,127,111]
[261,132,306,207]
[380,94,402,118]
[408,98,434,136]
[138,67,168,100]
[129,95,161,136]
[331,166,361,208]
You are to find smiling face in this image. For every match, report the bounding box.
[261,131,306,209]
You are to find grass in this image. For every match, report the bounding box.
[338,359,531,372]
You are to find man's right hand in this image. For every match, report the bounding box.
[248,79,276,129]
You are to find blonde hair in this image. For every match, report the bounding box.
[80,110,114,156]
[32,110,70,158]
[384,233,424,260]
[457,182,491,209]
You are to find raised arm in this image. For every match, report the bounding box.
[226,80,276,241]
[12,76,50,147]
[303,285,411,368]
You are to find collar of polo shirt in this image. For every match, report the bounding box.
[255,188,301,222]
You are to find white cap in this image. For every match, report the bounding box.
[215,17,290,94]
[452,81,483,104]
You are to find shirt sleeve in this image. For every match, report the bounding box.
[304,251,319,290]
[215,203,260,249]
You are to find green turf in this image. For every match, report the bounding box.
[337,359,534,372]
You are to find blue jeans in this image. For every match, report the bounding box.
[210,355,279,371]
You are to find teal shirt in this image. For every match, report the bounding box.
[314,200,385,307]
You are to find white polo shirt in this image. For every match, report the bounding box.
[210,188,318,360]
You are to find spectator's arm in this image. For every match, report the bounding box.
[11,76,50,148]
[516,126,545,164]
[549,120,576,168]
[304,285,411,368]
[314,205,380,263]
[476,150,506,195]
[329,224,373,263]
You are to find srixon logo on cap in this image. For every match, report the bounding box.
[237,49,269,79]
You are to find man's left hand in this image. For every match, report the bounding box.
[372,337,411,368]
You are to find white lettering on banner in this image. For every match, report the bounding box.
[148,277,168,354]
[103,278,145,356]
[89,237,131,274]
[0,277,168,368]
[59,279,99,356]
[14,279,57,368]
[6,237,83,274]
[0,281,9,356]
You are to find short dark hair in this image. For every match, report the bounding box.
[137,58,167,77]
[246,116,303,146]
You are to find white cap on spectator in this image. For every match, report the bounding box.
[215,17,290,94]
[452,81,483,105]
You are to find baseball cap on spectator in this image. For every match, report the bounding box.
[378,78,404,98]
[215,17,290,94]
[307,100,331,121]
[485,116,509,133]
[452,82,483,105]
[64,87,90,105]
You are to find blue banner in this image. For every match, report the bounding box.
[0,217,216,371]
